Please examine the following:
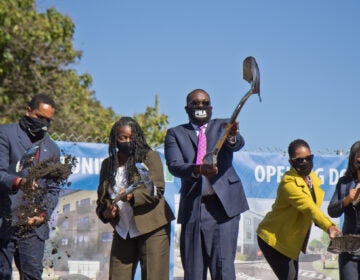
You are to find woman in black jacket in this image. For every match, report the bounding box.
[328,140,360,280]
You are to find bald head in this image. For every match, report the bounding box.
[186,89,210,106]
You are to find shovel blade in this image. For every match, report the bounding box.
[243,56,260,94]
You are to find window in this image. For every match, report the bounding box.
[77,234,89,243]
[80,198,90,206]
[79,216,89,223]
[62,220,69,228]
[101,232,113,242]
[76,198,91,209]
[63,204,70,213]
[61,238,68,245]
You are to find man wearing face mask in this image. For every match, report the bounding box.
[0,94,61,280]
[164,89,248,280]
[257,139,341,279]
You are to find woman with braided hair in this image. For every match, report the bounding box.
[96,116,174,280]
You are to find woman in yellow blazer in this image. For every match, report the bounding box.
[256,139,341,280]
[96,117,175,280]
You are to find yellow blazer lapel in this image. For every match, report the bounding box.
[293,175,312,197]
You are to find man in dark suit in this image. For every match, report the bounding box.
[164,89,249,280]
[0,94,61,280]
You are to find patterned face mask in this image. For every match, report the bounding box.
[19,116,50,140]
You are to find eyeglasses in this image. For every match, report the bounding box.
[291,154,314,164]
[189,100,211,107]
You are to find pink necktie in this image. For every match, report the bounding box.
[196,125,206,164]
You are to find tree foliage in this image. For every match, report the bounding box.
[308,238,325,250]
[134,95,169,148]
[0,0,116,141]
[0,0,168,146]
[319,229,331,247]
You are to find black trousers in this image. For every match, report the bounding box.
[257,235,298,280]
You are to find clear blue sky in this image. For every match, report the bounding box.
[37,0,360,153]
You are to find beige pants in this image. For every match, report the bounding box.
[109,224,171,280]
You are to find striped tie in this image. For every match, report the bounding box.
[196,125,206,164]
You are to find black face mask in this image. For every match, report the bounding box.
[292,160,313,177]
[19,116,50,140]
[186,106,212,126]
[117,141,133,156]
[355,161,360,170]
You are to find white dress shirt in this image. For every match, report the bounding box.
[108,166,141,239]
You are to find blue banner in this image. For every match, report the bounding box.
[59,141,347,200]
[50,141,347,280]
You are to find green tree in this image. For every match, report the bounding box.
[319,230,331,248]
[134,95,169,148]
[0,0,115,142]
[0,0,168,145]
[308,238,325,251]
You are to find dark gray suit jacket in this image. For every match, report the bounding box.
[164,118,249,225]
[0,123,60,240]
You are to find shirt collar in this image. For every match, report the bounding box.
[191,123,208,130]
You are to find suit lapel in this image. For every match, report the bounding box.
[311,174,324,206]
[183,123,197,147]
[294,175,312,197]
[16,124,46,162]
[204,120,217,153]
[185,120,218,153]
[16,124,31,151]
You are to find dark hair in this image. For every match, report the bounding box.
[288,139,311,159]
[107,116,151,185]
[345,141,360,179]
[28,94,56,110]
[186,89,209,105]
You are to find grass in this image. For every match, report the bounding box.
[235,253,248,261]
[312,260,339,280]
